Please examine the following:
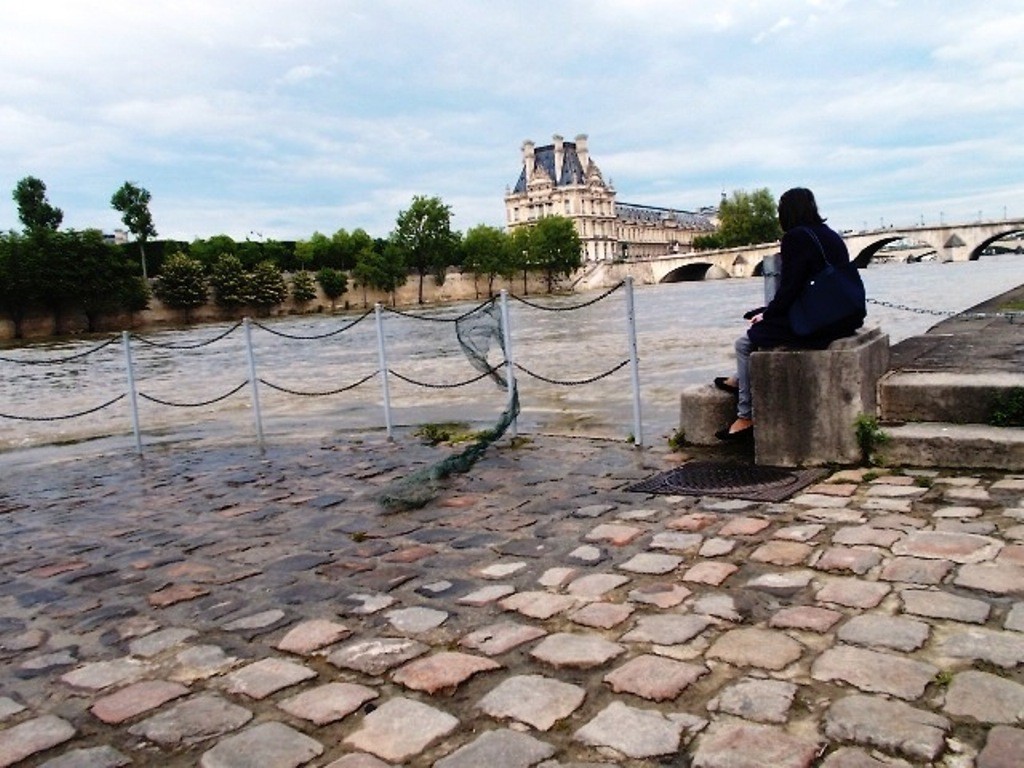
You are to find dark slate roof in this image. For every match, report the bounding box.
[512,144,713,230]
[513,141,587,193]
[616,202,716,230]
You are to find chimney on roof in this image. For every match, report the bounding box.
[522,140,535,183]
[553,134,564,183]
[575,134,589,172]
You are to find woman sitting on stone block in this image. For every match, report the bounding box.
[715,187,866,442]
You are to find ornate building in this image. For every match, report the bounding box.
[504,134,715,262]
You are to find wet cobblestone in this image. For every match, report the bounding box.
[1,434,1023,765]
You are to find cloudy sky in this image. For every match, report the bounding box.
[2,1,1022,242]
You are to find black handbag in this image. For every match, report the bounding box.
[787,228,865,336]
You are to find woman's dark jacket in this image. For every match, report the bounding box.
[747,223,866,350]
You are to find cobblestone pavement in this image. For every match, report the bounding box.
[1,432,1023,767]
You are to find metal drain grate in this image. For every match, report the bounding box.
[626,461,827,503]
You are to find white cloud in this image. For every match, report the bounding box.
[0,1,1022,240]
[753,16,796,43]
[277,65,330,86]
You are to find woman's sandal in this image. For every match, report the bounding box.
[715,424,754,442]
[714,376,739,395]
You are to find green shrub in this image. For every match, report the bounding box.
[210,254,250,308]
[667,429,687,452]
[990,387,1024,427]
[154,251,207,318]
[291,270,317,304]
[317,267,348,310]
[249,261,287,314]
[854,414,889,466]
[413,422,484,445]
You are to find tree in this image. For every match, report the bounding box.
[235,237,289,271]
[346,228,374,270]
[392,195,458,303]
[316,267,348,310]
[353,240,406,306]
[507,227,533,295]
[461,224,509,297]
[0,231,38,338]
[236,239,265,271]
[33,229,79,335]
[295,232,336,271]
[694,188,782,249]
[291,270,317,305]
[531,215,583,292]
[189,235,236,273]
[120,275,152,323]
[249,261,287,315]
[13,176,63,233]
[153,252,207,321]
[71,229,139,332]
[210,254,250,309]
[111,182,157,279]
[260,239,292,271]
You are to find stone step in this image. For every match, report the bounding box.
[878,371,1024,424]
[877,422,1024,470]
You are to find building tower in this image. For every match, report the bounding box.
[504,134,715,262]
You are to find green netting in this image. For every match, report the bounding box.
[455,299,507,388]
[378,298,517,513]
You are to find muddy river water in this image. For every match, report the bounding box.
[1,254,1021,453]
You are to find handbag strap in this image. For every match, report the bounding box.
[801,226,832,269]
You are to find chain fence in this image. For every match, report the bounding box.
[138,381,250,408]
[132,321,243,349]
[0,283,644,453]
[0,393,126,422]
[0,336,120,365]
[9,285,1005,454]
[867,297,1022,322]
[258,371,380,398]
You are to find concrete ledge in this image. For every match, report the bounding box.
[751,327,890,467]
[679,385,736,445]
[880,422,1024,470]
[879,371,1024,424]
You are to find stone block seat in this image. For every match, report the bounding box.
[678,385,737,447]
[751,326,889,467]
[678,327,890,466]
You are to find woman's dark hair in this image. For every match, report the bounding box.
[778,187,826,232]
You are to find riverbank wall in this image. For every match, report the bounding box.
[0,268,597,342]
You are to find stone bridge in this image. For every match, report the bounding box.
[582,218,1024,286]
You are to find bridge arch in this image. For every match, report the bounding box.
[845,219,1024,265]
[659,262,716,282]
[850,236,905,268]
[630,218,1023,285]
[970,228,1024,260]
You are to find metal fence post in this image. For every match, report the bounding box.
[122,331,142,455]
[763,253,781,305]
[243,317,265,448]
[499,289,518,438]
[374,303,394,439]
[624,276,644,447]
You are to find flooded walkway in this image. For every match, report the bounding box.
[1,431,1022,766]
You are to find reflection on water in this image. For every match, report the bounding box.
[1,254,1021,452]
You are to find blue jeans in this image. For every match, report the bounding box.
[734,334,754,420]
